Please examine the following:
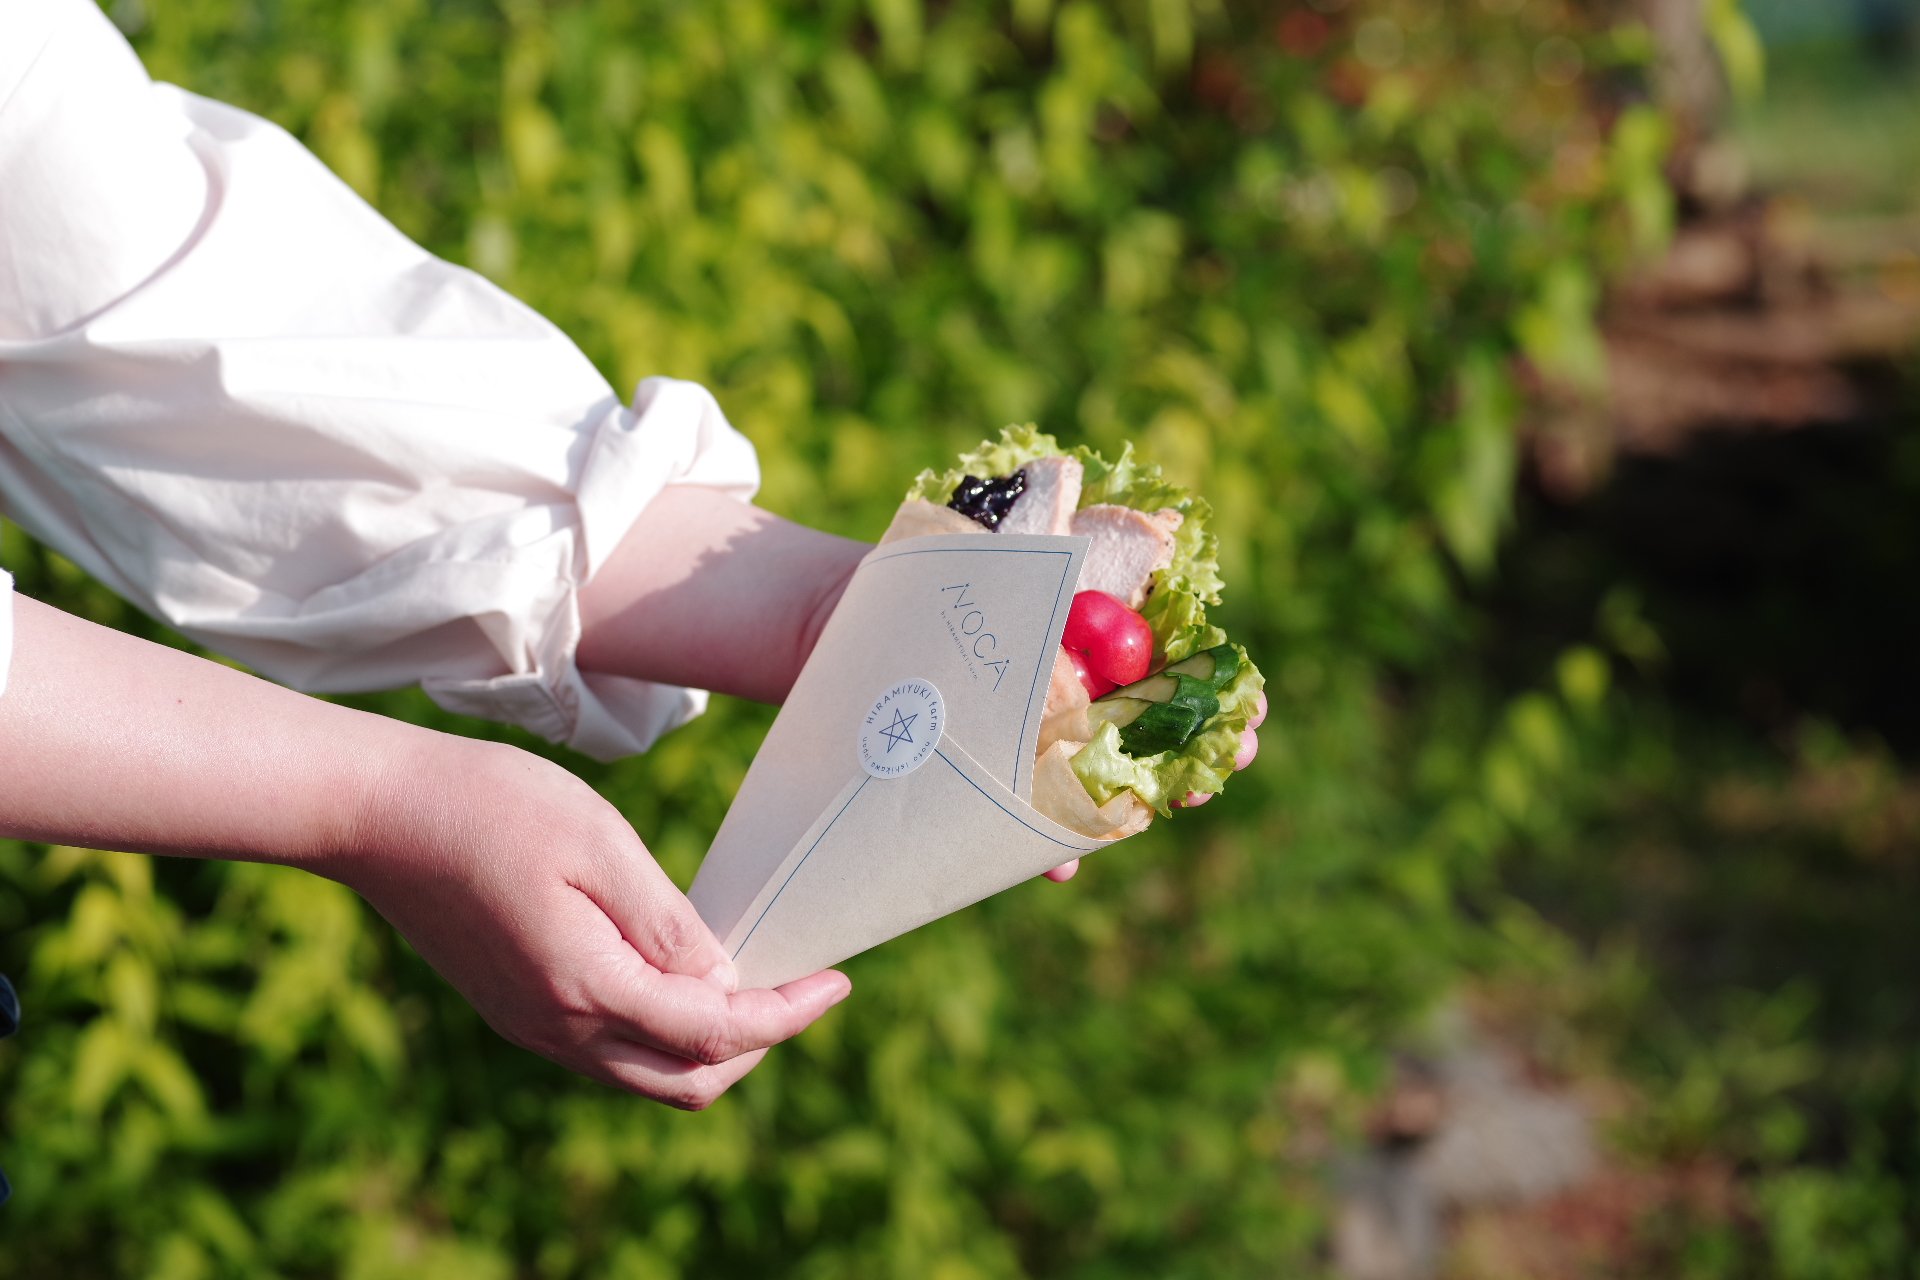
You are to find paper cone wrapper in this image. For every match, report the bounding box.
[690,533,1110,989]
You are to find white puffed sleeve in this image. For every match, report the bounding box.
[0,0,759,760]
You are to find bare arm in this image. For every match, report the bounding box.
[574,487,1266,884]
[572,489,1096,881]
[576,484,869,705]
[0,594,848,1107]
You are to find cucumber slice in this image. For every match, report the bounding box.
[1095,642,1243,758]
[1118,702,1203,756]
[1086,697,1153,733]
[1201,643,1241,689]
[1167,673,1219,723]
[1108,671,1179,703]
[1163,652,1217,681]
[1103,644,1241,704]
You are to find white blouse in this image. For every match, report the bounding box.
[0,0,761,759]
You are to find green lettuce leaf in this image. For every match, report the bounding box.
[1075,441,1225,607]
[906,427,1225,659]
[910,428,1257,813]
[905,424,1064,505]
[1071,722,1183,814]
[1176,654,1264,785]
[1071,440,1224,659]
[1075,439,1186,512]
[1139,586,1226,666]
[1070,646,1265,815]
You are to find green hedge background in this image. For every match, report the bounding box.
[5,0,1912,1276]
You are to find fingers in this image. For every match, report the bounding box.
[1043,858,1080,882]
[579,971,850,1106]
[355,739,854,1111]
[592,1041,773,1110]
[614,877,735,987]
[530,821,848,1081]
[597,960,850,1068]
[1175,697,1266,812]
[1233,727,1259,770]
[423,744,742,989]
[563,820,739,988]
[485,878,850,1098]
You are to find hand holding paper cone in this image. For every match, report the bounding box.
[691,428,1264,990]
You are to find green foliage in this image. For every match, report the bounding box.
[1757,1162,1908,1280]
[0,0,1718,1274]
[1705,0,1767,107]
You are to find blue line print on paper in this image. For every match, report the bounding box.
[862,545,1075,568]
[732,775,872,963]
[860,543,1078,797]
[729,748,1100,967]
[930,749,1098,852]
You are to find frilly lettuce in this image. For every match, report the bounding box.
[909,425,1260,816]
[1071,647,1265,816]
[904,425,1224,663]
[1140,579,1226,668]
[906,424,1063,506]
[1077,441,1224,609]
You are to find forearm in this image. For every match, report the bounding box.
[0,593,444,867]
[576,485,869,705]
[0,592,847,1103]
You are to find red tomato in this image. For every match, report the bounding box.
[1061,590,1153,688]
[1062,644,1116,700]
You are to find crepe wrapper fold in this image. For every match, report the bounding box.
[690,533,1147,990]
[878,499,989,544]
[1033,740,1154,840]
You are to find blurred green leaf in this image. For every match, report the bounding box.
[0,0,1760,1274]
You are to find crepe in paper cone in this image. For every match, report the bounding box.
[689,533,1131,989]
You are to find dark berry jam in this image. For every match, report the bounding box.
[948,470,1027,530]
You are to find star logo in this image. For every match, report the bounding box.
[858,679,944,779]
[878,707,919,753]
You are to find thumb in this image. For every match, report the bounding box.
[575,819,738,993]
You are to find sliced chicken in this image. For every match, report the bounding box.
[997,455,1084,536]
[879,499,993,544]
[1069,504,1183,608]
[1036,647,1091,759]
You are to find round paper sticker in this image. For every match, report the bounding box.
[858,679,945,779]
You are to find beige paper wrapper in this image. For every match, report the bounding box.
[690,532,1133,989]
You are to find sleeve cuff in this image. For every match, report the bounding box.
[420,589,710,762]
[422,375,757,760]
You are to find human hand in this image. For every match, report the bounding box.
[1040,690,1267,884]
[339,736,851,1107]
[0,595,847,1109]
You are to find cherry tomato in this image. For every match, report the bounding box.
[1062,644,1116,700]
[1061,590,1153,688]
